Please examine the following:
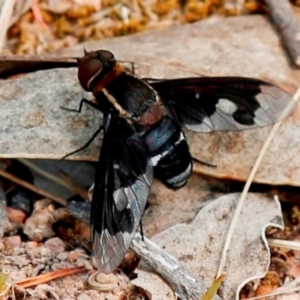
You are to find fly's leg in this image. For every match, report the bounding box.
[61,97,103,159]
[139,221,144,241]
[62,125,103,160]
[192,157,216,168]
[130,62,135,75]
[60,98,100,113]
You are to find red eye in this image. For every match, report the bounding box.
[77,57,103,91]
[98,50,114,61]
[77,50,115,91]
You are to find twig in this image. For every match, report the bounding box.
[265,0,300,66]
[216,87,300,277]
[247,285,300,300]
[31,0,47,27]
[268,238,300,251]
[131,233,221,300]
[15,267,86,288]
[0,168,66,206]
[17,158,71,190]
[17,158,89,201]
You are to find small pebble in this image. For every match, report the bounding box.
[31,264,45,276]
[14,256,30,268]
[9,269,27,282]
[2,235,22,255]
[6,207,27,224]
[26,245,43,259]
[74,248,88,257]
[56,252,68,261]
[4,235,22,248]
[40,246,53,258]
[78,293,93,300]
[69,250,80,261]
[51,262,71,270]
[13,247,26,255]
[25,241,39,250]
[76,258,93,270]
[44,237,66,255]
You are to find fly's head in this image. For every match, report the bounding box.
[77,50,116,92]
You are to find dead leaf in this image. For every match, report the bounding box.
[131,269,175,300]
[144,173,224,237]
[0,15,299,187]
[151,193,284,300]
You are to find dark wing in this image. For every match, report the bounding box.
[0,55,77,79]
[149,77,296,132]
[91,113,153,274]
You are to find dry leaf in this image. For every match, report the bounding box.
[131,269,175,300]
[144,173,223,237]
[0,15,299,187]
[151,193,284,299]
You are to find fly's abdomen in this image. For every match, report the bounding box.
[153,136,192,188]
[143,117,192,188]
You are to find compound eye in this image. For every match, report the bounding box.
[98,50,115,62]
[77,57,103,91]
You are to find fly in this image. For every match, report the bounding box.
[0,50,296,273]
[60,50,297,273]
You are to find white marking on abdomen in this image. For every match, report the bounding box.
[166,163,192,187]
[150,132,185,166]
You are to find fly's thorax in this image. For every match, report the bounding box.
[91,64,124,93]
[98,72,165,125]
[77,49,165,125]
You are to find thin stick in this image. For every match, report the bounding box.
[131,234,221,300]
[0,168,66,206]
[216,87,300,277]
[17,158,71,190]
[15,267,86,287]
[268,238,300,251]
[17,158,89,201]
[265,0,300,66]
[247,285,300,300]
[31,0,47,27]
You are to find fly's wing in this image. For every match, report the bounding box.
[91,113,153,274]
[149,77,296,132]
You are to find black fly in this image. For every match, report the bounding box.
[67,49,295,273]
